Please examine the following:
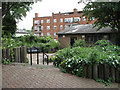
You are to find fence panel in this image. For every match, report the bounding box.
[2,46,26,63]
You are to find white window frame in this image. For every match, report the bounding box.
[34,20,39,24]
[54,26,57,29]
[41,26,43,30]
[83,17,86,21]
[47,26,50,30]
[47,33,50,36]
[65,18,73,23]
[74,17,81,22]
[34,26,39,31]
[41,33,44,36]
[35,33,39,36]
[60,25,63,29]
[41,20,43,23]
[54,19,57,23]
[54,33,56,36]
[47,19,50,23]
[60,18,63,22]
[90,17,95,21]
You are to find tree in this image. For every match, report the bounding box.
[2,2,34,36]
[2,12,17,36]
[82,2,120,44]
[2,2,34,20]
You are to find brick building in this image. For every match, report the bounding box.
[33,8,96,40]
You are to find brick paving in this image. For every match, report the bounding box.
[2,63,119,88]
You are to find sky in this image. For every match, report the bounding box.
[17,0,85,30]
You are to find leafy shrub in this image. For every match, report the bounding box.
[95,40,113,46]
[73,39,86,47]
[53,40,120,83]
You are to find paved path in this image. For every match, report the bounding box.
[2,63,119,88]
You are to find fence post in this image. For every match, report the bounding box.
[83,65,87,77]
[14,48,18,62]
[20,46,23,63]
[20,46,27,63]
[93,63,98,79]
[17,47,21,63]
[2,49,6,59]
[104,64,109,81]
[98,64,104,79]
[6,48,10,59]
[23,46,27,63]
[111,67,115,82]
[87,65,92,79]
[115,68,120,83]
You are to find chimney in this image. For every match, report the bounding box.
[35,13,38,17]
[73,8,77,14]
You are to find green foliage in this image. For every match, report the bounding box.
[2,59,11,65]
[82,2,120,44]
[2,2,34,36]
[2,2,34,20]
[2,34,60,64]
[95,40,113,46]
[2,13,17,36]
[73,39,86,47]
[53,40,120,84]
[95,78,112,86]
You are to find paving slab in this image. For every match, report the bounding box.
[2,63,119,88]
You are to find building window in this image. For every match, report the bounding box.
[47,19,50,23]
[34,26,39,31]
[83,17,86,21]
[54,26,57,29]
[54,33,56,36]
[60,18,63,22]
[60,25,63,29]
[34,33,39,36]
[34,20,39,24]
[41,26,43,30]
[41,33,44,36]
[54,19,57,23]
[47,33,50,36]
[47,26,50,30]
[65,18,73,23]
[90,17,95,21]
[74,17,80,22]
[41,20,43,23]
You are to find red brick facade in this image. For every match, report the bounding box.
[33,8,96,40]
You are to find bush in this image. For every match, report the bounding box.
[73,39,86,47]
[53,40,120,81]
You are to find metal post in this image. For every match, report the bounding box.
[47,56,49,65]
[37,49,39,64]
[30,47,32,65]
[43,52,44,65]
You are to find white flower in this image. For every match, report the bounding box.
[76,69,78,71]
[68,59,71,62]
[68,65,71,67]
[112,62,115,65]
[113,56,115,58]
[109,56,112,58]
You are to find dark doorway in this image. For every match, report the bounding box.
[70,37,77,46]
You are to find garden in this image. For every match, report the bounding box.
[53,39,120,85]
[2,33,60,64]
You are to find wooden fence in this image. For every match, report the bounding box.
[83,63,120,83]
[2,46,27,63]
